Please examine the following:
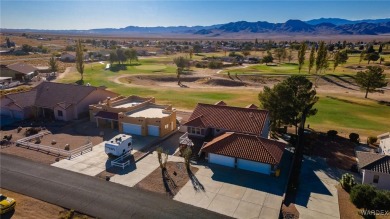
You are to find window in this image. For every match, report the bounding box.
[58,110,63,117]
[373,175,379,183]
[165,124,169,129]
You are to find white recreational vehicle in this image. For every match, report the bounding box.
[105,134,133,157]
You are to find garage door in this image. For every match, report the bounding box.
[237,158,271,174]
[147,125,160,137]
[11,110,24,120]
[122,123,142,135]
[209,153,235,167]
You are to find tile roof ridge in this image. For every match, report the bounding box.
[198,103,268,112]
[251,135,279,164]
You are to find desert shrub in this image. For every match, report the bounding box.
[25,127,41,136]
[340,173,356,192]
[35,137,41,144]
[349,133,360,143]
[383,61,390,66]
[350,184,376,209]
[64,144,70,151]
[17,126,23,133]
[367,136,378,144]
[327,130,338,137]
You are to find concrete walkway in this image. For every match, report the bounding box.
[295,156,341,219]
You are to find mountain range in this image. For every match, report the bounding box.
[2,18,390,36]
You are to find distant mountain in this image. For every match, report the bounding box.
[2,18,390,37]
[306,18,390,25]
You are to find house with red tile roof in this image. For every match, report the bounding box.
[183,102,270,138]
[183,101,286,175]
[0,81,118,122]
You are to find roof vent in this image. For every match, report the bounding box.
[249,112,254,118]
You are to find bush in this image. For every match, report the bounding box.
[383,61,390,66]
[367,136,378,144]
[350,184,376,209]
[340,173,356,192]
[371,190,390,210]
[349,133,360,143]
[64,144,70,151]
[327,130,338,137]
[208,60,223,69]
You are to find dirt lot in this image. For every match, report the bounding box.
[0,188,92,219]
[337,185,362,219]
[0,120,116,164]
[135,161,198,198]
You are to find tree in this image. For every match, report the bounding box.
[355,66,388,98]
[366,45,375,53]
[109,51,118,65]
[315,41,328,74]
[189,49,193,59]
[183,147,192,170]
[75,40,84,80]
[259,75,318,134]
[287,49,293,63]
[308,46,315,74]
[193,44,202,54]
[275,47,286,63]
[173,56,189,85]
[365,52,380,64]
[125,49,138,64]
[338,50,348,63]
[350,184,377,209]
[359,51,365,64]
[156,147,168,170]
[262,51,273,65]
[333,51,340,72]
[48,55,58,73]
[298,42,307,73]
[116,48,126,65]
[378,44,383,53]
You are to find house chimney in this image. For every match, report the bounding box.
[107,97,111,107]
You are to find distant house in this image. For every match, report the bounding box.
[0,81,118,121]
[60,52,89,62]
[89,96,176,137]
[60,52,76,62]
[378,132,390,155]
[182,101,287,175]
[0,63,38,81]
[356,152,390,190]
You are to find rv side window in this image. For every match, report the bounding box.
[128,142,132,147]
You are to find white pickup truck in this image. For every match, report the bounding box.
[105,134,133,157]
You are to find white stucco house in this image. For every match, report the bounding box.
[356,151,390,190]
[377,132,390,155]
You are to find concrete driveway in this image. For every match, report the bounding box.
[174,150,293,219]
[294,156,341,219]
[52,135,158,176]
[110,152,184,187]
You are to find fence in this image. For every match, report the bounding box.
[111,152,132,169]
[16,131,93,160]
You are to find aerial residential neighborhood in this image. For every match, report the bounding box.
[1,1,390,219]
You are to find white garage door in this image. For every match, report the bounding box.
[122,123,142,135]
[147,125,160,137]
[237,158,271,174]
[209,153,235,167]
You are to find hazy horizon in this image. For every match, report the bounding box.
[1,1,390,30]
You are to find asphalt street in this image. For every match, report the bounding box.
[0,154,230,219]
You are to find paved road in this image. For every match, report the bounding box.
[0,154,229,219]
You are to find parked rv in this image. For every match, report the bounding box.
[105,134,133,157]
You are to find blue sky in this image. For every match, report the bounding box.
[1,1,389,29]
